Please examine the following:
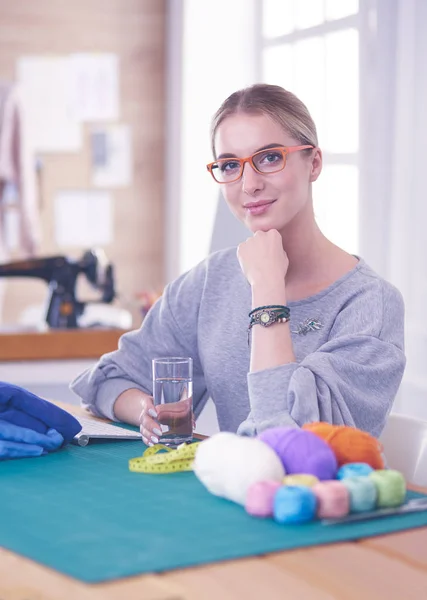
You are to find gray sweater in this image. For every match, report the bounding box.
[71,248,406,437]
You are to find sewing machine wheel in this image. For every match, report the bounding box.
[80,249,107,286]
[79,249,115,303]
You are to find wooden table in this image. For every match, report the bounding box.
[1,405,427,600]
[0,329,127,361]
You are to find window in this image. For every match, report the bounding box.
[261,0,359,255]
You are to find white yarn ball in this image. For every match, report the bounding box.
[193,432,285,505]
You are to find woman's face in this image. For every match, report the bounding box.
[214,112,322,234]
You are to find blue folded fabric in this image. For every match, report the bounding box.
[0,421,65,459]
[0,382,82,444]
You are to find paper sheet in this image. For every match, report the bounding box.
[17,53,120,153]
[68,53,120,122]
[54,190,113,247]
[91,125,132,187]
[17,56,82,153]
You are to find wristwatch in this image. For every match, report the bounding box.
[249,308,290,328]
[247,305,290,346]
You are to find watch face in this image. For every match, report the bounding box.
[260,311,271,324]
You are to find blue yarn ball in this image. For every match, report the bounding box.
[336,462,374,480]
[340,476,377,512]
[273,485,317,524]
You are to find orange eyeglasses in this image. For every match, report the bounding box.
[206,145,314,184]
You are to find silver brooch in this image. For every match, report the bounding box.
[292,317,323,335]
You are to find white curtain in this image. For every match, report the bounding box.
[360,0,427,419]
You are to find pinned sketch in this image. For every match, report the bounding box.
[91,125,132,188]
[68,53,120,122]
[54,190,113,247]
[17,56,82,153]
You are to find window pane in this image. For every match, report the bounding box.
[293,37,325,145]
[325,0,359,20]
[313,165,359,255]
[262,0,294,38]
[295,0,325,29]
[263,38,326,147]
[262,44,295,90]
[324,28,359,152]
[262,29,359,153]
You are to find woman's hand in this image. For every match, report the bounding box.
[237,229,289,287]
[141,397,195,445]
[114,388,162,445]
[140,396,163,446]
[115,388,195,447]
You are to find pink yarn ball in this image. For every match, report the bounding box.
[313,481,350,519]
[258,427,338,480]
[245,480,282,518]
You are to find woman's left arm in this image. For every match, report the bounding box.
[238,331,406,437]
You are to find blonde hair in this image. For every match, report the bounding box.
[211,83,318,157]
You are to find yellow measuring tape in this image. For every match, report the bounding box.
[129,441,201,474]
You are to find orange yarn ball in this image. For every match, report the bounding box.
[302,422,385,469]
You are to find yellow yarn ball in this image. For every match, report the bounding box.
[283,474,319,488]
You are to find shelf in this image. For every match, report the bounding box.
[0,328,128,361]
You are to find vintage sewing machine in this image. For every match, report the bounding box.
[0,249,116,329]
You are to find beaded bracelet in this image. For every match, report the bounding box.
[248,304,290,318]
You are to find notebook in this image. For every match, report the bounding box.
[73,415,142,446]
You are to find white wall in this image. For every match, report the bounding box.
[0,360,95,404]
[165,0,260,279]
[164,0,184,283]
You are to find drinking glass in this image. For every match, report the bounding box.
[152,357,193,447]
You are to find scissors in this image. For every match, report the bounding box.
[322,497,427,525]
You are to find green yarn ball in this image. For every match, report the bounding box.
[369,469,406,508]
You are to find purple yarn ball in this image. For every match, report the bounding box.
[258,427,338,481]
[258,427,294,448]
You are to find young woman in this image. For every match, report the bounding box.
[71,84,405,444]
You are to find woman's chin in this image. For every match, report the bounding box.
[245,215,278,233]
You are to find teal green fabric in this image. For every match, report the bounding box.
[1,439,427,583]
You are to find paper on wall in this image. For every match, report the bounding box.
[17,52,120,153]
[91,125,132,187]
[68,53,120,122]
[4,210,20,251]
[17,56,82,153]
[54,190,113,247]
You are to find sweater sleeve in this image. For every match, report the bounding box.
[70,262,208,421]
[237,282,406,438]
